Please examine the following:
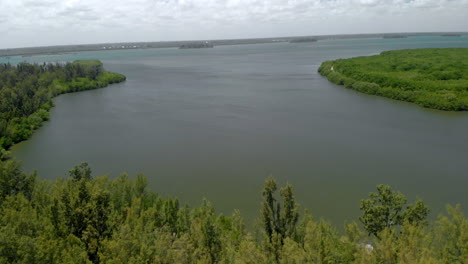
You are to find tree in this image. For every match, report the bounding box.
[434,204,467,264]
[51,163,112,263]
[404,200,430,226]
[0,159,35,202]
[261,178,299,262]
[360,184,429,237]
[69,162,92,182]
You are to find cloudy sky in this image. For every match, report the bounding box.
[0,0,467,49]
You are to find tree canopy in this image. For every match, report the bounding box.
[359,184,430,237]
[0,60,126,151]
[319,48,468,111]
[0,160,466,263]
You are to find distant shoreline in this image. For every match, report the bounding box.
[1,31,467,57]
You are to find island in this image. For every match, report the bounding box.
[318,48,468,111]
[289,38,318,43]
[441,34,462,37]
[0,60,126,150]
[382,35,408,39]
[179,42,214,49]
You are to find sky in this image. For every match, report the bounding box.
[0,0,467,49]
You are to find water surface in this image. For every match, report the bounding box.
[9,36,468,225]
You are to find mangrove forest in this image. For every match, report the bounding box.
[0,60,126,151]
[318,48,468,111]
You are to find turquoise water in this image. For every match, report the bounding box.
[9,35,468,226]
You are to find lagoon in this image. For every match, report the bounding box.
[8,36,468,225]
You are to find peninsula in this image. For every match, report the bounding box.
[318,48,468,111]
[0,60,126,151]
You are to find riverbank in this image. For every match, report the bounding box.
[0,60,126,152]
[318,48,468,111]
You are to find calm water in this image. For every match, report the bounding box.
[8,36,468,225]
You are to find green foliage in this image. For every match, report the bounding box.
[318,48,468,111]
[69,162,93,182]
[0,61,126,153]
[261,178,299,262]
[301,219,354,264]
[360,184,429,238]
[0,159,35,202]
[433,204,468,263]
[50,163,112,263]
[0,160,466,263]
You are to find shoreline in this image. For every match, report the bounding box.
[0,61,126,153]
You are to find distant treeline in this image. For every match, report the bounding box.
[179,42,214,49]
[289,38,318,43]
[0,60,126,150]
[382,35,407,39]
[319,48,468,111]
[0,157,466,263]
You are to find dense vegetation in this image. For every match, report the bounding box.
[318,48,468,111]
[0,60,126,151]
[0,155,466,263]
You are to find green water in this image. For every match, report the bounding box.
[8,36,468,225]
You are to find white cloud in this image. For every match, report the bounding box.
[0,0,467,48]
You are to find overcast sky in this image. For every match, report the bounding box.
[0,0,467,49]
